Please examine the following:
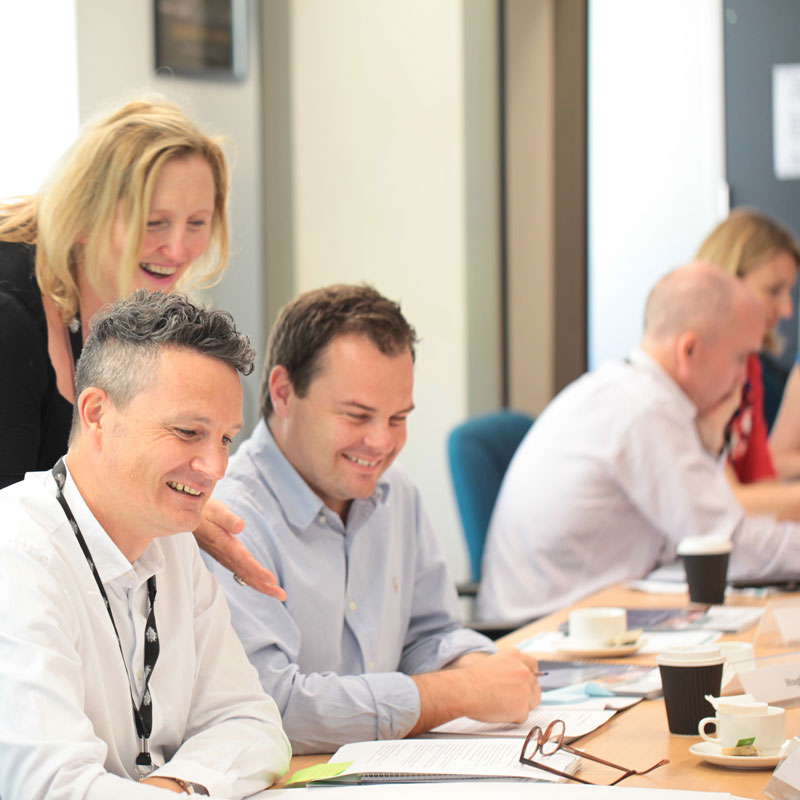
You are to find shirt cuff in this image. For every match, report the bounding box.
[150,759,268,799]
[362,671,421,739]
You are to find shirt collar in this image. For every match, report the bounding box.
[628,347,698,421]
[248,419,391,532]
[56,461,164,588]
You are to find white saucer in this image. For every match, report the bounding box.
[688,740,788,769]
[556,638,643,658]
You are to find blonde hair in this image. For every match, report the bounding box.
[696,208,800,353]
[0,98,230,323]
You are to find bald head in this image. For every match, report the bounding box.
[642,260,764,412]
[644,260,753,345]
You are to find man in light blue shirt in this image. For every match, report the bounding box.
[204,284,541,754]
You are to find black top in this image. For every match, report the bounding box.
[0,240,72,489]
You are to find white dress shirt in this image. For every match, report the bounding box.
[203,420,495,754]
[0,467,291,799]
[477,349,800,622]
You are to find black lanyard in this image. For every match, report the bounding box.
[51,458,160,776]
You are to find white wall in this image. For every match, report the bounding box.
[74,0,266,427]
[588,0,728,366]
[71,0,495,580]
[0,1,78,197]
[288,0,493,578]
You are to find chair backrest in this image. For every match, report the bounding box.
[447,409,534,582]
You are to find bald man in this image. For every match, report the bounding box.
[478,261,800,622]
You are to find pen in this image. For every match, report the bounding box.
[535,671,549,676]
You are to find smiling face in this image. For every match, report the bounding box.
[740,250,798,337]
[268,334,415,518]
[96,154,216,302]
[78,347,242,559]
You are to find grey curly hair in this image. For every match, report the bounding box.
[70,289,255,438]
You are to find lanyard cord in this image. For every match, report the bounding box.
[51,459,160,776]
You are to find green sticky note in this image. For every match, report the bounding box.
[284,761,352,787]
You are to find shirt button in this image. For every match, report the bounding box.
[368,660,374,670]
[349,600,357,611]
[319,513,326,524]
[136,669,143,681]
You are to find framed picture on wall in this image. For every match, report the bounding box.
[154,0,247,81]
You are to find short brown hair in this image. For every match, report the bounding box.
[260,284,417,419]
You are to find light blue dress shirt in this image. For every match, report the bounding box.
[204,420,494,754]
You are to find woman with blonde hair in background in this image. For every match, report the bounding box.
[696,208,800,518]
[0,97,282,596]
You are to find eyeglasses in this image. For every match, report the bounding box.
[520,719,669,785]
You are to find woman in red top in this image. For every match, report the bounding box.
[696,209,800,516]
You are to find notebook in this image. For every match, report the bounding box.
[285,738,581,786]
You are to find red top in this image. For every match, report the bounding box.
[728,353,777,484]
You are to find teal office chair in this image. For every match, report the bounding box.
[447,409,535,637]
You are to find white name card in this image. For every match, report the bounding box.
[775,609,800,647]
[766,738,800,800]
[737,652,800,705]
[756,599,800,649]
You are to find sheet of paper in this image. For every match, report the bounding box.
[703,606,763,633]
[773,64,800,179]
[430,706,617,740]
[519,629,718,654]
[327,737,578,782]
[626,579,689,595]
[262,781,734,799]
[638,630,721,653]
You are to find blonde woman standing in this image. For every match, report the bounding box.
[0,98,282,596]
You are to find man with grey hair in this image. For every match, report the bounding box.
[479,260,800,622]
[0,290,290,798]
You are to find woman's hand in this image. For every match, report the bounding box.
[194,498,286,600]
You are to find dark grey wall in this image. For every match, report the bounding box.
[724,0,800,372]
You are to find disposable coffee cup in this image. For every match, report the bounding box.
[657,646,725,736]
[677,536,732,605]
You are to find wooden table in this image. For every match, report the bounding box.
[277,584,798,796]
[500,584,797,796]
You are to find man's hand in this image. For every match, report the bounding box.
[194,499,286,601]
[409,649,541,736]
[696,382,744,457]
[455,650,542,723]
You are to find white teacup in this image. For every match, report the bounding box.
[568,607,627,648]
[699,705,786,755]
